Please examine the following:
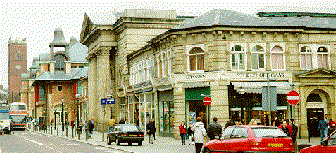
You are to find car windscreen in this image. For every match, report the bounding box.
[122,125,139,132]
[10,115,26,123]
[251,127,288,138]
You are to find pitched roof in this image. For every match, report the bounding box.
[173,9,336,30]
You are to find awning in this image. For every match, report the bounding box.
[157,85,173,91]
[231,81,292,94]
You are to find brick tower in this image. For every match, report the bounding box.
[8,38,27,103]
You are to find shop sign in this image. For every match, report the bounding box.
[220,71,287,81]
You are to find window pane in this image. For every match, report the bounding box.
[239,54,245,70]
[189,47,204,54]
[189,55,196,71]
[197,54,204,71]
[259,54,264,68]
[317,47,328,53]
[300,55,307,69]
[231,54,237,70]
[251,54,258,70]
[277,54,284,69]
[271,54,277,69]
[271,46,283,53]
[318,54,329,69]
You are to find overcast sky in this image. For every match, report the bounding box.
[0,0,335,89]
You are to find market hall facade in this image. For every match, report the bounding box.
[82,9,336,139]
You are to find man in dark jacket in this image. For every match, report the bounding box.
[290,119,298,143]
[207,117,222,140]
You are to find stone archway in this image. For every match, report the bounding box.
[305,89,331,137]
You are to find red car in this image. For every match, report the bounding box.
[202,125,294,153]
[300,130,336,153]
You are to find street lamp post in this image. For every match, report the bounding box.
[75,94,81,140]
[62,98,64,131]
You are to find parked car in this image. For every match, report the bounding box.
[0,119,12,134]
[300,130,336,153]
[202,125,294,153]
[107,124,144,146]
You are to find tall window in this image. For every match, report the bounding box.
[271,45,285,70]
[317,46,329,69]
[188,47,204,72]
[55,54,66,71]
[231,45,246,70]
[251,45,265,70]
[300,46,313,70]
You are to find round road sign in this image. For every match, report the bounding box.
[287,90,299,105]
[204,97,212,105]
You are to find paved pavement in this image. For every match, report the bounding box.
[30,125,324,153]
[31,125,195,153]
[0,131,124,153]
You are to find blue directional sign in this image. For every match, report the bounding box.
[101,98,107,105]
[107,98,115,104]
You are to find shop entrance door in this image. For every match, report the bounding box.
[189,100,207,125]
[307,108,324,137]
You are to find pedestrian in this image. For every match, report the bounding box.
[207,117,222,140]
[187,123,194,145]
[224,118,234,129]
[248,119,258,126]
[318,116,329,142]
[279,119,292,137]
[289,119,298,143]
[119,118,125,124]
[329,119,336,135]
[179,121,187,145]
[192,117,207,153]
[146,121,155,144]
[108,116,115,132]
[88,119,94,138]
[153,121,156,140]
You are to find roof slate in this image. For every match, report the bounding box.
[35,67,88,81]
[173,9,336,30]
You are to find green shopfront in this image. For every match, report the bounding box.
[185,86,211,127]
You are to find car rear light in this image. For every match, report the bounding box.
[251,142,259,146]
[138,135,144,137]
[121,134,126,136]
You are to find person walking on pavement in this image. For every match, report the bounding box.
[279,119,292,137]
[146,121,155,144]
[207,117,222,140]
[179,121,187,145]
[153,121,156,140]
[329,119,336,135]
[88,119,94,138]
[187,123,194,145]
[224,118,234,129]
[192,117,207,153]
[108,116,115,132]
[318,115,329,142]
[289,119,298,143]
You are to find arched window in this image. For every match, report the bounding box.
[270,45,285,70]
[231,45,246,70]
[251,45,265,70]
[188,47,204,72]
[317,46,329,69]
[55,54,66,71]
[306,93,322,102]
[300,46,313,70]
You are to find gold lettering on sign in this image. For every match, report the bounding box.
[186,74,205,79]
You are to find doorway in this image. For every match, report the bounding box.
[307,108,324,137]
[188,100,207,126]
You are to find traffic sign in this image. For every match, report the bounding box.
[203,97,212,105]
[107,98,115,104]
[287,90,299,105]
[101,98,107,105]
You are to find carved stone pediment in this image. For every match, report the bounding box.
[296,68,336,78]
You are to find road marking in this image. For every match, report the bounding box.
[29,139,44,146]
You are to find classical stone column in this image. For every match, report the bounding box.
[97,48,111,131]
[210,81,230,127]
[88,57,97,121]
[299,86,308,138]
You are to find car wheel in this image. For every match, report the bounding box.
[107,137,111,145]
[116,139,120,145]
[203,147,211,153]
[138,141,142,146]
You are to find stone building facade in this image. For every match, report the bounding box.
[126,10,336,138]
[80,9,186,131]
